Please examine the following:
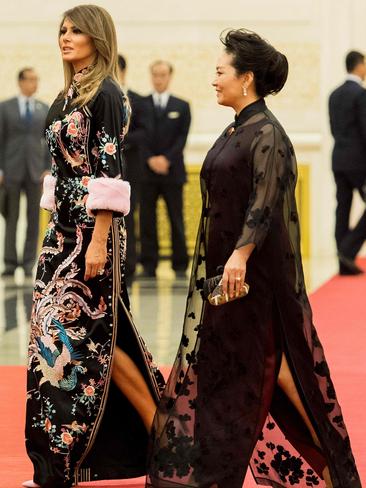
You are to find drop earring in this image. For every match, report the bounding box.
[242,86,248,96]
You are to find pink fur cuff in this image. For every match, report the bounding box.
[86,177,131,217]
[40,175,56,212]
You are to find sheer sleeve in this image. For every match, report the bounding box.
[235,122,289,250]
[86,83,130,217]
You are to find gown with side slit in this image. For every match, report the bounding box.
[146,99,361,488]
[25,72,165,488]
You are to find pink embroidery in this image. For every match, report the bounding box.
[103,142,117,155]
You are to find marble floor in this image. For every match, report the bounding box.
[0,197,340,366]
[0,257,338,367]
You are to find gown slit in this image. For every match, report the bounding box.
[146,99,360,488]
[26,76,165,487]
[245,300,327,483]
[271,298,329,478]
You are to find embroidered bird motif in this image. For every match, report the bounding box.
[35,318,85,390]
[86,339,102,354]
[62,420,88,433]
[59,365,87,391]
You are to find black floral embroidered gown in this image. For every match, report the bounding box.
[146,99,361,488]
[25,72,164,488]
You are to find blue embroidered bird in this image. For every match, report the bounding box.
[35,318,85,390]
[59,364,87,391]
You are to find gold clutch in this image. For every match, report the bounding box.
[203,274,250,306]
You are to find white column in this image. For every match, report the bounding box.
[314,0,353,257]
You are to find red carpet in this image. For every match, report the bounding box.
[1,265,365,488]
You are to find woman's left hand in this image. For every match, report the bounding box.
[84,239,107,281]
[222,244,255,298]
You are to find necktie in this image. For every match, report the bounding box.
[155,95,164,116]
[24,99,32,124]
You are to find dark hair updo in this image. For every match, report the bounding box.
[220,29,289,98]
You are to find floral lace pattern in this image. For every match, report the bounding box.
[146,101,361,488]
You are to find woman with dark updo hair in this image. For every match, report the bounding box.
[146,29,361,488]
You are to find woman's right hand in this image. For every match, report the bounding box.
[84,238,107,281]
[222,244,255,298]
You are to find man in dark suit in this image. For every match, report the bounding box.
[140,60,191,278]
[118,55,148,284]
[329,51,366,275]
[0,67,50,277]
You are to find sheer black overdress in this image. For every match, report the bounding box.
[146,99,361,488]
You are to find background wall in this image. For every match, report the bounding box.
[1,0,366,257]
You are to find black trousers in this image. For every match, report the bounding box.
[4,178,41,273]
[124,179,141,277]
[334,170,366,259]
[140,180,188,272]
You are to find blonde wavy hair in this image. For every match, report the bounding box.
[60,4,119,107]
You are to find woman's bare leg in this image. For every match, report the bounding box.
[277,353,333,488]
[112,345,157,432]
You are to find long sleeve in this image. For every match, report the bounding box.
[235,123,290,251]
[43,144,52,172]
[40,156,59,211]
[86,83,130,217]
[43,104,52,172]
[355,89,366,144]
[328,94,336,138]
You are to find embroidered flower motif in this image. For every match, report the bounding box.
[67,122,78,137]
[103,142,117,155]
[83,385,95,397]
[70,111,83,124]
[61,432,74,445]
[52,121,62,133]
[81,176,90,187]
[73,72,83,83]
[44,417,52,432]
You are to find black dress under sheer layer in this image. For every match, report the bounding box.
[146,99,361,488]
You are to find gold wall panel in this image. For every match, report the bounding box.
[158,163,310,258]
[296,164,310,258]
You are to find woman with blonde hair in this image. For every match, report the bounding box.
[24,5,164,488]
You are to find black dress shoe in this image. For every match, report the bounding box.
[338,253,364,275]
[339,264,363,276]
